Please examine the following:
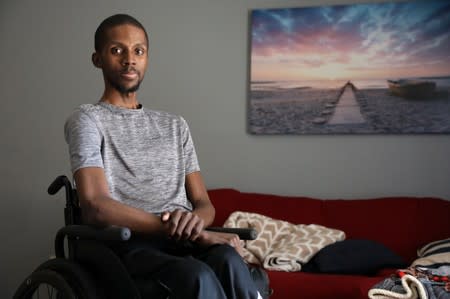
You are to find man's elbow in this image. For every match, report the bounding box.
[80,199,107,226]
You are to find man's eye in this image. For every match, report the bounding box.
[135,48,145,55]
[111,47,122,55]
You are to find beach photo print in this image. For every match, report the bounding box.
[248,0,450,134]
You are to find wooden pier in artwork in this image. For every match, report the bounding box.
[327,82,366,125]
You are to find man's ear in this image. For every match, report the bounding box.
[92,52,102,68]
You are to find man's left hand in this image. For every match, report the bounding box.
[161,209,204,241]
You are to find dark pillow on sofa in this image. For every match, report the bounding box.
[303,239,406,275]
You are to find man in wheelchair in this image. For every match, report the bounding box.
[27,13,261,299]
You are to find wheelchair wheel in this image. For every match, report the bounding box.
[34,258,98,299]
[14,269,77,299]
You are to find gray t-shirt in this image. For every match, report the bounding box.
[64,102,200,214]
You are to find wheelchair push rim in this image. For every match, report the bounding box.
[14,269,77,299]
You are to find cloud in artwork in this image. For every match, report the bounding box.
[250,0,450,80]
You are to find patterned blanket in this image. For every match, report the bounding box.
[368,266,450,299]
[223,211,345,271]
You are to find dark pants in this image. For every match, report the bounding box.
[112,237,260,299]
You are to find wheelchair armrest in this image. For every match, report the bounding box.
[205,227,258,240]
[55,225,131,258]
[58,225,131,241]
[56,225,131,242]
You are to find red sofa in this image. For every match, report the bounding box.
[208,189,450,299]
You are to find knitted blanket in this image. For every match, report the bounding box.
[223,211,345,272]
[368,266,450,299]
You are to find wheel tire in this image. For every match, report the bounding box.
[13,269,76,299]
[35,258,98,299]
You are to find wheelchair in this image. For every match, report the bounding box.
[14,175,259,299]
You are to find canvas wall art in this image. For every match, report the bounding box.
[248,0,450,134]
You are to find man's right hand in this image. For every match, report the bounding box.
[195,230,244,257]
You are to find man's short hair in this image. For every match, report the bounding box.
[94,14,149,52]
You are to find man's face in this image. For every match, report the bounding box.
[94,24,148,94]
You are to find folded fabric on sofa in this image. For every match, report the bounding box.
[223,211,345,271]
[368,266,450,299]
[413,238,450,269]
[368,273,427,299]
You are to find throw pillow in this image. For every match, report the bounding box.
[412,237,450,267]
[303,239,406,275]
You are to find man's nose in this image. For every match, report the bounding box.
[122,51,136,65]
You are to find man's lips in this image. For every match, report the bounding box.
[120,69,138,80]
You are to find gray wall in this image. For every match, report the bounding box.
[1,0,449,296]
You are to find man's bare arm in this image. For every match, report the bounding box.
[186,171,215,226]
[74,167,166,235]
[161,171,215,241]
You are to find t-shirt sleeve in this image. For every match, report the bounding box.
[64,109,104,174]
[180,117,200,175]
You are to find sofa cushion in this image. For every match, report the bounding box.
[238,192,324,225]
[208,189,244,226]
[209,189,325,226]
[322,198,420,263]
[303,239,406,275]
[415,198,450,251]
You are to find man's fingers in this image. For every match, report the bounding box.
[167,210,182,236]
[230,234,239,247]
[188,218,204,241]
[174,213,192,240]
[161,210,206,241]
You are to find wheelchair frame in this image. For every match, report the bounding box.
[14,175,257,299]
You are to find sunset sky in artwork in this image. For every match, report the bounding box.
[250,0,450,81]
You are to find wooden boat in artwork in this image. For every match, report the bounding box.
[387,79,436,98]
